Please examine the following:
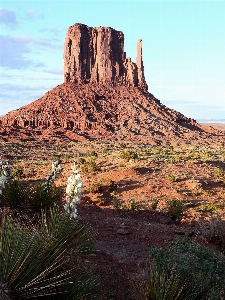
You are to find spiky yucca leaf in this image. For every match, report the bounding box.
[142,263,204,300]
[41,208,94,253]
[0,209,98,299]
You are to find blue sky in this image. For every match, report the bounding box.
[0,0,225,120]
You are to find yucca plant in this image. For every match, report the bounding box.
[149,236,225,299]
[141,263,204,300]
[0,208,98,299]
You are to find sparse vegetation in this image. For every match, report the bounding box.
[0,208,98,300]
[149,236,225,300]
[167,199,185,221]
[1,141,225,299]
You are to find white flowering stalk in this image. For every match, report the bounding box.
[43,160,63,192]
[0,160,14,196]
[64,162,83,218]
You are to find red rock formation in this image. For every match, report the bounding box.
[0,23,224,146]
[64,23,147,89]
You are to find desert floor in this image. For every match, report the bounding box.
[0,138,225,299]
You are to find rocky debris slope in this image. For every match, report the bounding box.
[0,23,224,146]
[0,82,224,146]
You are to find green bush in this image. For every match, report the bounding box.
[0,181,63,212]
[142,263,199,300]
[0,180,30,209]
[120,150,138,161]
[81,159,101,173]
[89,150,98,157]
[12,167,24,179]
[0,208,98,299]
[88,178,115,194]
[149,236,225,299]
[102,148,109,155]
[167,199,185,221]
[168,174,176,182]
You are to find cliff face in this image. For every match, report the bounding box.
[64,23,148,90]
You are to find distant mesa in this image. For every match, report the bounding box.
[0,23,224,146]
[64,23,148,90]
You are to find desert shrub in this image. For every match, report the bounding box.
[214,167,225,180]
[77,157,86,165]
[168,174,176,182]
[199,202,224,212]
[0,208,98,299]
[149,236,225,300]
[142,263,200,300]
[28,183,63,212]
[122,199,140,210]
[89,180,102,193]
[0,180,30,209]
[81,159,101,173]
[112,198,121,209]
[89,150,98,157]
[102,148,109,155]
[167,199,185,221]
[151,197,160,210]
[88,178,115,194]
[119,142,127,149]
[199,214,225,252]
[120,150,138,161]
[12,167,24,179]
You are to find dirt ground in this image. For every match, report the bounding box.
[0,140,225,299]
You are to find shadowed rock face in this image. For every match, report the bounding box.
[64,23,148,90]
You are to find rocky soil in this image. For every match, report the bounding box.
[0,140,224,299]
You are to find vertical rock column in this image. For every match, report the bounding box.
[136,39,147,90]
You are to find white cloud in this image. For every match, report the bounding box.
[0,35,61,69]
[25,9,44,20]
[0,8,18,29]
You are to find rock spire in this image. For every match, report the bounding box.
[64,23,148,90]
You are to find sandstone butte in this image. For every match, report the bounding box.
[0,23,224,146]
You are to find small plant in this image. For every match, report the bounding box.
[120,150,138,161]
[167,199,185,221]
[199,202,224,211]
[102,148,109,155]
[89,178,115,194]
[0,180,30,209]
[142,262,196,300]
[29,183,63,212]
[199,214,225,252]
[89,180,102,193]
[214,167,225,181]
[12,167,24,179]
[89,150,98,157]
[81,159,101,173]
[122,199,140,210]
[151,197,160,210]
[112,198,121,209]
[149,236,225,299]
[168,174,176,182]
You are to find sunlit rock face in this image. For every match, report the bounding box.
[64,23,147,90]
